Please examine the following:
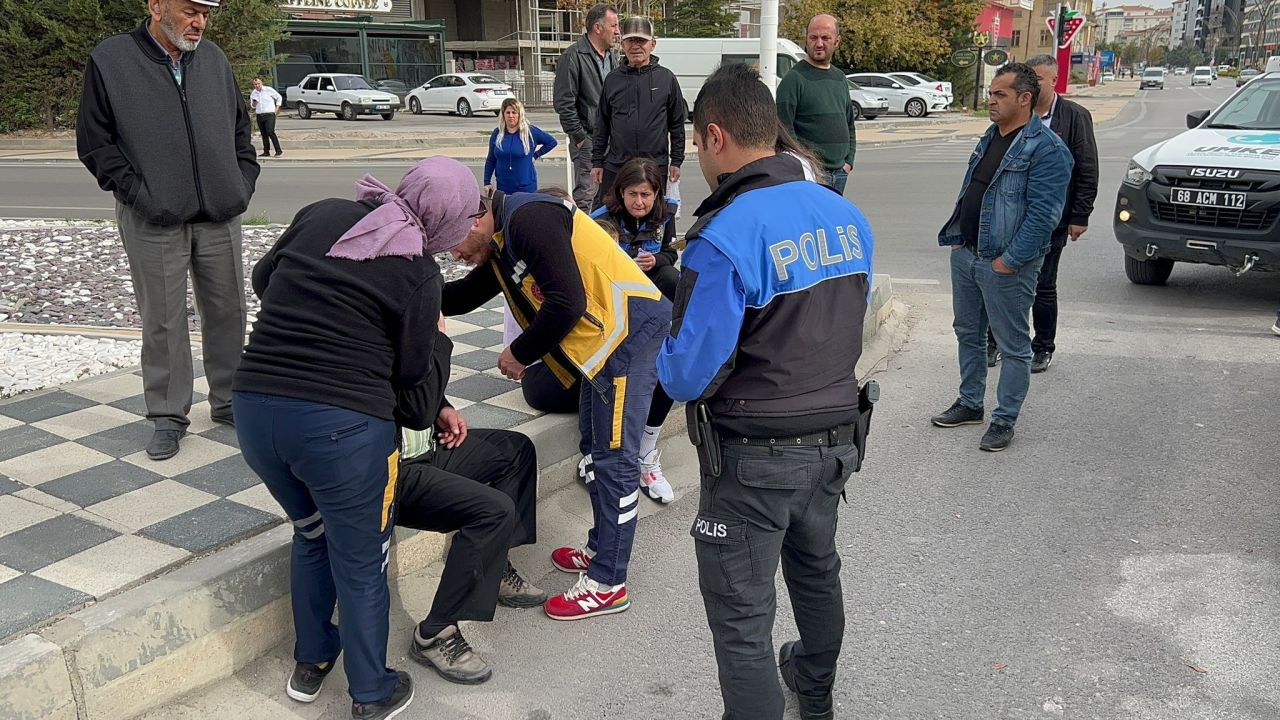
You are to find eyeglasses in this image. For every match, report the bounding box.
[467,199,487,220]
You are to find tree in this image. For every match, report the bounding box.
[657,0,736,38]
[780,0,986,74]
[1119,41,1142,68]
[0,0,287,131]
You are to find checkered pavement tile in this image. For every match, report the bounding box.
[0,294,558,642]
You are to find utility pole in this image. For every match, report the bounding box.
[759,0,779,93]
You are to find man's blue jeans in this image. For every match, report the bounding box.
[950,247,1045,427]
[826,168,849,196]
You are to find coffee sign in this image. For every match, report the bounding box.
[281,0,393,12]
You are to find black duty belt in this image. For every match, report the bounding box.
[725,423,859,448]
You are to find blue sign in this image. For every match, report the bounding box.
[1100,51,1116,67]
[1071,53,1085,65]
[1229,133,1280,145]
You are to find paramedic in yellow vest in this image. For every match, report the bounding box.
[443,190,670,621]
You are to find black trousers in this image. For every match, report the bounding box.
[987,239,1065,355]
[396,428,538,625]
[693,441,859,720]
[521,361,581,414]
[256,113,281,155]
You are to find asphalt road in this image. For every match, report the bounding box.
[15,78,1280,719]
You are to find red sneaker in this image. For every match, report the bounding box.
[550,546,592,573]
[544,574,630,621]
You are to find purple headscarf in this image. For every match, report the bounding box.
[326,156,481,261]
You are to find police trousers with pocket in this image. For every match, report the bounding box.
[693,441,859,720]
[578,298,671,586]
[232,391,400,705]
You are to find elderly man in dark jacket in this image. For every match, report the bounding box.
[552,3,619,210]
[590,16,686,208]
[986,54,1098,374]
[77,0,258,462]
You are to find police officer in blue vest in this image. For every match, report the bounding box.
[658,63,877,720]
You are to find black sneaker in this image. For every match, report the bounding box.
[351,670,413,720]
[259,152,271,157]
[931,400,984,428]
[987,345,1002,367]
[409,625,492,684]
[146,428,186,460]
[979,422,1015,452]
[285,660,334,703]
[1031,351,1053,374]
[778,640,834,720]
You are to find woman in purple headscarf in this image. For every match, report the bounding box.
[230,156,480,717]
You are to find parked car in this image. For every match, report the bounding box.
[1237,68,1261,86]
[847,79,889,120]
[1140,67,1166,89]
[373,79,411,105]
[286,73,400,121]
[406,73,515,117]
[1113,71,1280,285]
[1102,71,1115,81]
[846,72,949,117]
[888,72,954,105]
[1191,65,1214,86]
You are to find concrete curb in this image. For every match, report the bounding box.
[0,275,895,719]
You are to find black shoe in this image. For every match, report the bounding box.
[987,346,1002,367]
[778,641,834,720]
[285,660,334,703]
[931,400,984,428]
[274,151,284,157]
[979,422,1015,452]
[145,428,186,460]
[1031,351,1053,374]
[409,625,492,684]
[259,152,271,157]
[351,670,413,720]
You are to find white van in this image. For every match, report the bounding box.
[1266,56,1280,73]
[656,37,808,114]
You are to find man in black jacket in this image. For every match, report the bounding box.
[590,16,686,208]
[77,0,258,461]
[553,4,619,211]
[987,54,1098,374]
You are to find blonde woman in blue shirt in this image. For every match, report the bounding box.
[483,98,557,195]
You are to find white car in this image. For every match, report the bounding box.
[847,73,950,117]
[1113,72,1280,284]
[286,73,400,121]
[406,73,514,117]
[847,79,889,120]
[1174,67,1188,75]
[1102,71,1115,81]
[1192,66,1214,86]
[889,72,954,105]
[1141,67,1166,89]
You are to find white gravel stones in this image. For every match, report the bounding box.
[1,333,141,398]
[0,218,475,396]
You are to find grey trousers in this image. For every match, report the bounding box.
[116,201,247,430]
[569,136,598,212]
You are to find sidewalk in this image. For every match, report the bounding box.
[0,267,899,719]
[0,83,1136,164]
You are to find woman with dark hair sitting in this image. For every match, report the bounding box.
[590,157,680,298]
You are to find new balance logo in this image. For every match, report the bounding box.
[577,596,601,613]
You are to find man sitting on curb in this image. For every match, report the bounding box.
[398,317,546,683]
[286,318,546,699]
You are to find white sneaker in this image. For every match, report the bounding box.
[638,449,675,504]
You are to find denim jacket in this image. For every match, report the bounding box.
[937,115,1073,270]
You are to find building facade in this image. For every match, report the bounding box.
[1008,0,1097,65]
[1239,0,1280,63]
[1171,0,1188,45]
[1093,4,1172,44]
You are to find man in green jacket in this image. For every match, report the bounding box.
[776,13,857,195]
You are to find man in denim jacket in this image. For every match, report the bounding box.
[931,63,1072,452]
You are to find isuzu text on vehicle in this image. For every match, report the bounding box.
[1113,72,1280,284]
